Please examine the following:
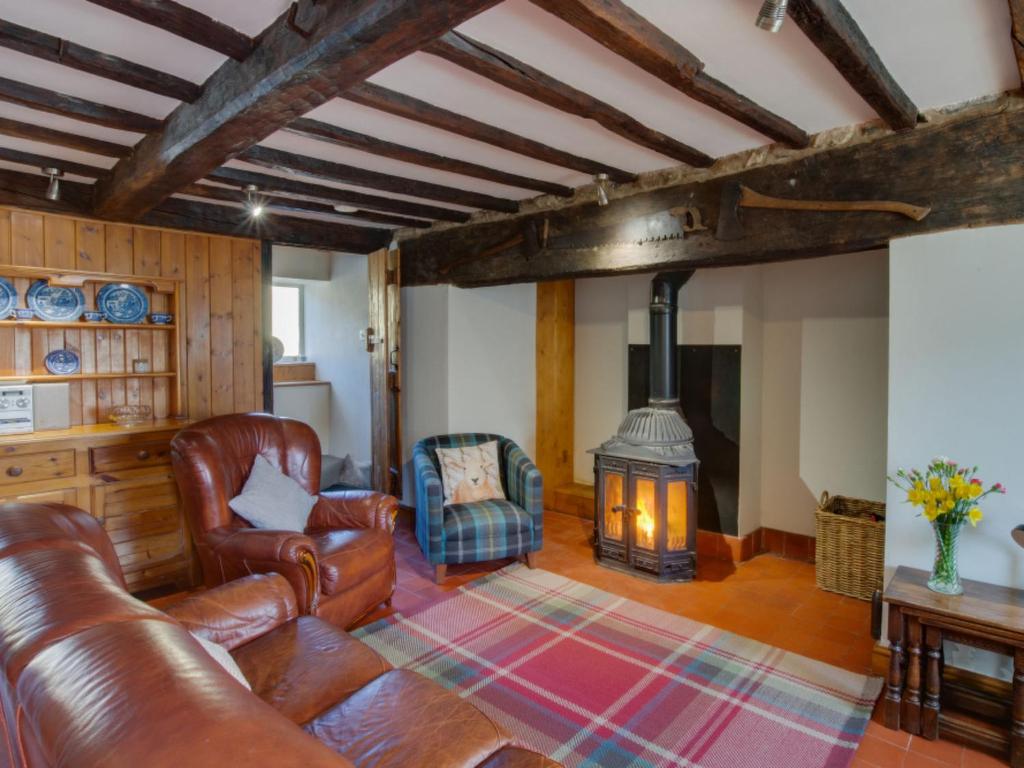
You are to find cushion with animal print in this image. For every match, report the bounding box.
[435,441,506,506]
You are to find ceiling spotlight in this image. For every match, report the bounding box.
[594,173,611,207]
[334,204,358,214]
[755,0,789,32]
[43,167,63,202]
[244,184,264,218]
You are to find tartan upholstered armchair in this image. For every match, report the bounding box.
[413,433,543,584]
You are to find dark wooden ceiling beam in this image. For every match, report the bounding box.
[207,166,470,223]
[427,32,713,166]
[401,102,1023,286]
[0,166,391,253]
[0,18,201,102]
[92,0,504,221]
[528,0,809,147]
[83,0,253,61]
[346,83,636,183]
[179,182,431,228]
[0,146,110,179]
[787,0,919,130]
[240,145,518,213]
[285,118,573,197]
[0,116,131,158]
[0,77,162,132]
[1011,1,1024,85]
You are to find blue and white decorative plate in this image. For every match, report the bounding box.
[44,348,80,376]
[26,281,85,322]
[97,283,149,324]
[0,277,15,320]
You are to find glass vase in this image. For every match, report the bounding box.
[928,519,964,595]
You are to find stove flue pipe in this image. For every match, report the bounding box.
[648,271,694,411]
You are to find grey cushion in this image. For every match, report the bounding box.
[229,455,316,533]
[190,632,251,690]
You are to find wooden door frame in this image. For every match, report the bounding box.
[368,246,401,496]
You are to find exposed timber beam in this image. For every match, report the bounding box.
[84,0,253,61]
[0,18,201,102]
[400,100,1024,286]
[426,32,714,166]
[0,77,162,133]
[1011,0,1024,85]
[240,145,519,213]
[207,166,470,224]
[0,146,110,179]
[179,182,431,228]
[787,0,919,130]
[0,116,131,158]
[346,83,636,183]
[528,0,809,147]
[285,118,574,197]
[91,0,504,221]
[0,166,391,253]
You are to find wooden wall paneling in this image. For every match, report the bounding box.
[43,216,75,269]
[75,220,105,271]
[158,231,185,417]
[208,238,234,415]
[133,227,161,276]
[80,325,97,423]
[185,234,211,419]
[0,327,12,375]
[125,330,141,405]
[13,325,28,376]
[65,327,82,425]
[95,325,111,420]
[11,211,42,266]
[230,239,255,413]
[104,223,133,274]
[0,208,10,263]
[535,280,575,509]
[109,326,126,408]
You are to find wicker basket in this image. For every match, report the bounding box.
[815,491,886,601]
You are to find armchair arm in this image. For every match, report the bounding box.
[413,442,446,562]
[307,490,398,533]
[165,573,298,651]
[504,441,544,551]
[204,527,319,615]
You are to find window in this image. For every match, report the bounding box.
[272,283,304,360]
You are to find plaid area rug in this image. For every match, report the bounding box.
[354,566,883,768]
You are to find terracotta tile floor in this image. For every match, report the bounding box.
[356,510,1005,768]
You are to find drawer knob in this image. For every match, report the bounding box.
[137,450,151,461]
[6,466,22,478]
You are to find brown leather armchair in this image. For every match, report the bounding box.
[170,413,398,628]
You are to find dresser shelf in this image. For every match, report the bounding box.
[0,372,175,384]
[0,320,175,330]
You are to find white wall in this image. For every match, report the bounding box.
[887,224,1024,680]
[400,283,537,504]
[273,383,331,448]
[759,252,889,536]
[573,252,889,537]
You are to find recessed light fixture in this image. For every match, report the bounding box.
[755,0,788,32]
[334,204,358,214]
[43,167,63,202]
[594,173,611,207]
[244,184,264,218]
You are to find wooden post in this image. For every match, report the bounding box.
[884,605,904,730]
[902,616,923,735]
[535,280,574,509]
[922,625,942,739]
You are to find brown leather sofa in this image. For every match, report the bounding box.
[0,501,561,768]
[170,413,397,628]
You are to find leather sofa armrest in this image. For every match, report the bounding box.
[205,527,319,615]
[307,491,399,533]
[166,573,299,651]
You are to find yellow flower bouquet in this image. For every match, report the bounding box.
[889,457,1006,594]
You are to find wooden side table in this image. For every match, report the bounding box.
[884,566,1024,766]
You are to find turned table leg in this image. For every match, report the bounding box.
[902,616,923,735]
[1013,648,1024,768]
[884,605,905,730]
[921,625,942,739]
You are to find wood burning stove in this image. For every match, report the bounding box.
[590,272,699,582]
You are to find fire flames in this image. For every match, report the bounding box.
[636,501,655,549]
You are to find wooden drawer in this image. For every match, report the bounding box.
[0,450,75,487]
[90,440,172,474]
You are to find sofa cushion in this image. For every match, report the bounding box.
[306,669,511,768]
[229,455,317,532]
[478,748,562,768]
[443,501,532,563]
[311,529,393,597]
[232,616,391,724]
[191,632,251,690]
